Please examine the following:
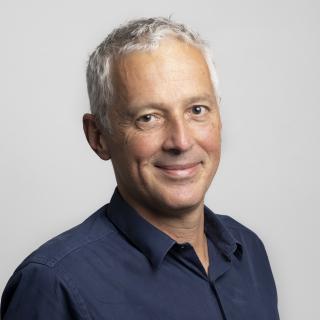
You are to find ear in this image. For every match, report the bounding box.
[83,113,110,160]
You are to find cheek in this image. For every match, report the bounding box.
[197,124,221,155]
[126,132,162,161]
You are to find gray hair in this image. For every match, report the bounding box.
[86,17,220,131]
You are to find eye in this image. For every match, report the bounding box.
[136,113,163,130]
[191,105,207,115]
[137,114,157,123]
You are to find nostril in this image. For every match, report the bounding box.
[168,148,182,156]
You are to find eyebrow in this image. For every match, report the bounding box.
[129,94,217,111]
[183,94,217,106]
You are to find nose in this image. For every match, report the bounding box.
[162,116,193,154]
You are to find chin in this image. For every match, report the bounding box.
[154,189,204,215]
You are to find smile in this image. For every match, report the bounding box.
[155,162,201,178]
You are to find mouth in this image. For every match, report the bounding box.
[154,162,201,178]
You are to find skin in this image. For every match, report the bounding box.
[83,38,221,272]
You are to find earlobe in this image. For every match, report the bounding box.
[83,113,111,160]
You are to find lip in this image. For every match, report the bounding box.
[155,162,201,178]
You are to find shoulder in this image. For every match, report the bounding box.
[214,213,277,281]
[1,205,116,318]
[1,257,90,319]
[215,213,267,251]
[16,204,115,271]
[216,214,260,237]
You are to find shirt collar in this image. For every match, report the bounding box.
[106,188,242,267]
[204,206,242,260]
[106,189,176,268]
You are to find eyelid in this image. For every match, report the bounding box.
[136,113,159,122]
[135,112,165,130]
[192,102,210,108]
[190,104,209,113]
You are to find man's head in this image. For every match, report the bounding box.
[83,17,221,218]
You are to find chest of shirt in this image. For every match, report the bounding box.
[58,244,277,320]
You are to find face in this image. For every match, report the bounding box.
[102,39,221,217]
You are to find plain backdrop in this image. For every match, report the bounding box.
[0,0,319,319]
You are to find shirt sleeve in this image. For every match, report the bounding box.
[257,239,280,319]
[1,262,90,320]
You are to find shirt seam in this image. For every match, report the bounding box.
[10,262,92,320]
[52,231,116,267]
[53,265,92,320]
[22,230,116,270]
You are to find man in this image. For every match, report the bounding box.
[1,17,280,319]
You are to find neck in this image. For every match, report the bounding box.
[148,205,205,246]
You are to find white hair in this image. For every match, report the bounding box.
[86,17,220,131]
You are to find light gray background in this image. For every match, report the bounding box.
[0,0,319,319]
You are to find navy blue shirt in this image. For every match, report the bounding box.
[1,189,279,319]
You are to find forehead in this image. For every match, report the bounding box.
[112,39,215,106]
